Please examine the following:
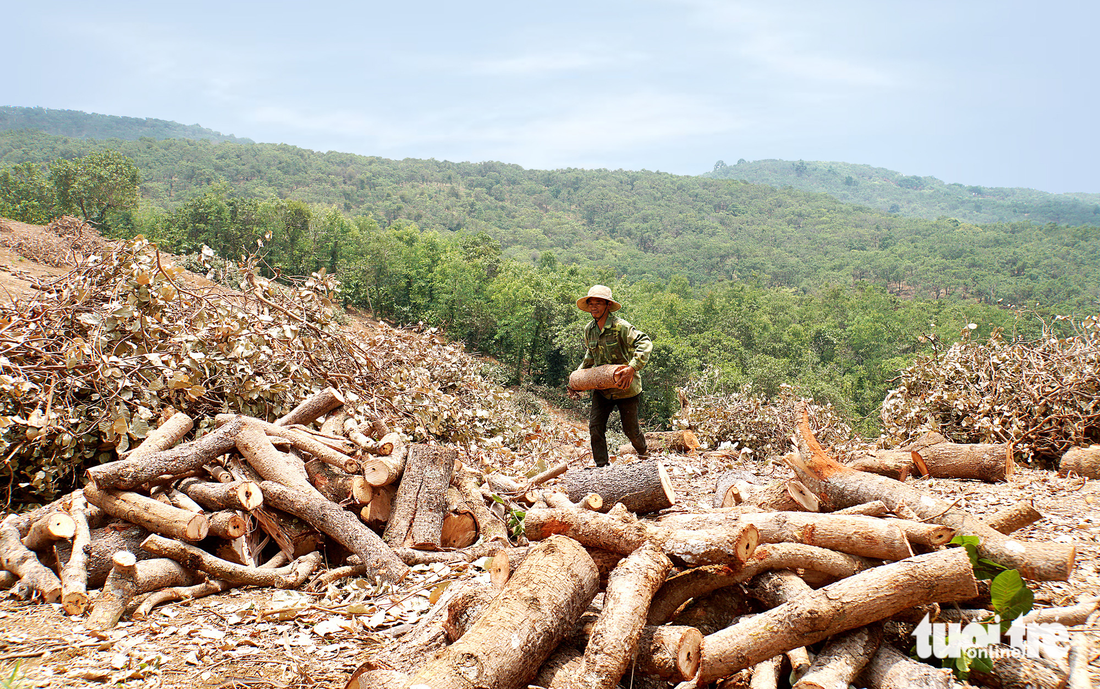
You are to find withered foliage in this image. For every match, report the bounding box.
[0,235,541,505]
[882,316,1100,465]
[0,215,108,267]
[673,375,858,461]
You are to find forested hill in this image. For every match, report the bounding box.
[0,106,253,145]
[705,158,1100,227]
[2,128,1099,316]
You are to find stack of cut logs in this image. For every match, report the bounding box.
[0,391,1094,689]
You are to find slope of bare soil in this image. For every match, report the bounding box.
[0,217,1096,688]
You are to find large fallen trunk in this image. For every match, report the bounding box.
[345,535,599,689]
[83,483,209,542]
[564,461,677,515]
[786,410,1075,581]
[86,415,245,490]
[259,481,409,583]
[575,542,673,689]
[688,548,978,685]
[383,444,456,550]
[903,431,1014,482]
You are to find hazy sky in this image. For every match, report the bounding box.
[7,1,1097,193]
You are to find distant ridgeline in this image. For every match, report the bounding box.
[0,106,253,145]
[706,159,1100,227]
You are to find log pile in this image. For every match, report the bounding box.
[1,392,1087,689]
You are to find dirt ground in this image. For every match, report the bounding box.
[0,218,1097,688]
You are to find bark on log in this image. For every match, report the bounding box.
[858,643,954,689]
[569,364,620,391]
[987,501,1043,535]
[1059,444,1100,479]
[87,415,245,490]
[207,511,247,539]
[0,515,62,603]
[216,413,359,473]
[847,449,924,481]
[125,411,194,462]
[968,650,1069,689]
[141,533,322,587]
[576,542,673,689]
[748,655,783,689]
[348,535,599,689]
[259,480,409,582]
[1067,611,1096,689]
[275,387,345,427]
[320,407,350,437]
[21,511,76,551]
[690,548,978,684]
[543,490,603,511]
[237,422,321,497]
[564,460,677,515]
[670,588,754,637]
[786,410,1075,581]
[904,431,1014,482]
[83,483,209,542]
[54,523,153,589]
[834,500,891,517]
[524,505,651,555]
[749,478,820,512]
[361,485,395,526]
[618,430,701,456]
[363,439,408,487]
[383,444,456,550]
[176,477,263,512]
[794,625,882,689]
[635,625,705,682]
[441,486,478,549]
[87,553,198,629]
[648,565,751,626]
[305,459,372,505]
[651,524,759,567]
[60,492,92,615]
[452,469,510,546]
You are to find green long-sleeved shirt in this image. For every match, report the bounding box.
[577,313,653,399]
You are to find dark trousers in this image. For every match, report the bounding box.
[589,392,647,467]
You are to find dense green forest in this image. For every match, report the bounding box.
[706,158,1100,226]
[0,106,252,145]
[1,119,1097,437]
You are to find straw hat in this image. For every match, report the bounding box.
[576,285,622,311]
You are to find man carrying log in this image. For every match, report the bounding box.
[567,285,653,467]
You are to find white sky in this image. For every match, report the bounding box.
[6,0,1097,193]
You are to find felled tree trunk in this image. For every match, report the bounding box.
[237,422,321,497]
[304,459,372,505]
[903,431,1014,482]
[986,501,1043,535]
[86,415,245,490]
[259,481,409,583]
[125,411,194,462]
[216,413,359,473]
[857,643,953,689]
[441,486,478,549]
[651,524,759,567]
[54,523,152,589]
[748,479,820,512]
[564,461,677,514]
[619,430,700,456]
[452,469,510,545]
[383,445,456,550]
[0,515,61,603]
[275,387,345,427]
[83,483,208,542]
[141,533,322,587]
[20,511,76,551]
[569,364,620,391]
[786,410,1075,581]
[363,439,408,487]
[176,477,263,512]
[793,625,882,689]
[1059,444,1100,479]
[846,450,924,481]
[575,542,673,689]
[347,535,599,689]
[86,553,197,630]
[690,548,978,684]
[60,492,93,615]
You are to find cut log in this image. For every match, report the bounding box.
[216,413,359,473]
[441,486,478,549]
[987,501,1043,535]
[383,444,456,550]
[275,386,345,427]
[576,542,673,689]
[690,548,978,684]
[793,625,882,689]
[362,436,407,487]
[207,511,247,539]
[452,469,510,545]
[347,535,600,689]
[1059,444,1100,479]
[564,460,677,515]
[305,459,372,505]
[749,655,783,689]
[21,511,76,551]
[87,415,245,490]
[544,491,603,511]
[524,505,651,555]
[619,430,701,456]
[86,553,198,629]
[651,524,759,567]
[320,407,350,437]
[125,411,194,462]
[361,485,396,526]
[443,583,497,641]
[132,551,288,620]
[786,409,1075,581]
[834,500,891,517]
[903,431,1014,482]
[60,492,92,615]
[237,421,321,497]
[670,588,754,637]
[847,449,922,481]
[886,518,956,548]
[54,523,153,589]
[0,515,62,603]
[259,481,409,582]
[634,625,705,682]
[858,643,954,689]
[569,364,621,391]
[141,533,322,587]
[83,483,209,542]
[750,478,820,512]
[1067,610,1097,689]
[176,477,263,512]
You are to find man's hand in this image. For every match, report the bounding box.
[613,365,635,390]
[566,387,581,400]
